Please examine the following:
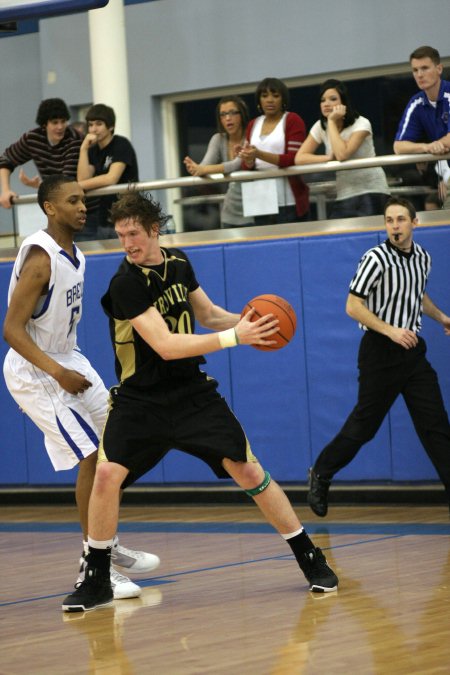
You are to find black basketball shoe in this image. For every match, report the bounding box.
[299,547,338,593]
[307,467,331,517]
[62,566,113,612]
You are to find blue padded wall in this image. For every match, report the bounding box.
[301,233,392,481]
[1,224,449,487]
[0,261,28,483]
[224,240,309,481]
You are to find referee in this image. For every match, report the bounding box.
[307,196,450,517]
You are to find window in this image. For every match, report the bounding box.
[164,62,449,230]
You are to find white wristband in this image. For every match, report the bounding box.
[218,328,238,349]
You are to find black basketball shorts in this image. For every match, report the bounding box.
[98,374,257,487]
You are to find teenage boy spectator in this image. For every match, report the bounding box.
[0,98,82,209]
[77,104,139,240]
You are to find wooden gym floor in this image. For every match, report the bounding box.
[1,503,450,674]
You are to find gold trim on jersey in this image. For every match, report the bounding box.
[245,437,258,464]
[111,248,195,383]
[114,318,136,381]
[97,388,117,464]
[131,248,189,285]
[97,437,108,463]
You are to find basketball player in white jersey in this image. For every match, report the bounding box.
[3,175,160,600]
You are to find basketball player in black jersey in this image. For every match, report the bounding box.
[62,191,338,612]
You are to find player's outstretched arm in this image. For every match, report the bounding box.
[189,286,240,331]
[130,302,279,360]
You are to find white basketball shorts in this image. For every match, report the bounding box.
[3,349,109,471]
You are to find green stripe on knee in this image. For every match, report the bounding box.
[245,471,271,497]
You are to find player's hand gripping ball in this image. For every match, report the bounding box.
[241,294,297,351]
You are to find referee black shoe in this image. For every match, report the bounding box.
[307,467,331,517]
[62,566,113,612]
[299,547,338,593]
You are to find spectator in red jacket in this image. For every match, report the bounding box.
[238,77,309,225]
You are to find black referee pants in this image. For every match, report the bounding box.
[313,331,450,496]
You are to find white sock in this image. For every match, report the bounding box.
[87,536,114,550]
[281,527,304,540]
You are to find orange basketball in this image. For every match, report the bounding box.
[241,294,297,351]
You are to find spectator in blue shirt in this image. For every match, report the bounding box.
[394,46,450,203]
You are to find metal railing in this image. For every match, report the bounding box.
[7,151,450,244]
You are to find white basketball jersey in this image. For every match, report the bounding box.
[8,230,85,355]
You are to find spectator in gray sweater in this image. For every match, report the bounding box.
[184,96,253,228]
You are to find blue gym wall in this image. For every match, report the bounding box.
[1,225,449,487]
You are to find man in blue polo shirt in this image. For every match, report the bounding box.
[394,46,450,204]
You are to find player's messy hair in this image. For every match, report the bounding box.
[37,174,74,213]
[110,191,170,234]
[36,98,70,126]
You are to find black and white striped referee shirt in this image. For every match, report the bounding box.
[349,239,431,332]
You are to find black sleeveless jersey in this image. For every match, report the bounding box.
[101,247,205,391]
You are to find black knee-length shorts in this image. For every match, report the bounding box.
[98,373,256,487]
